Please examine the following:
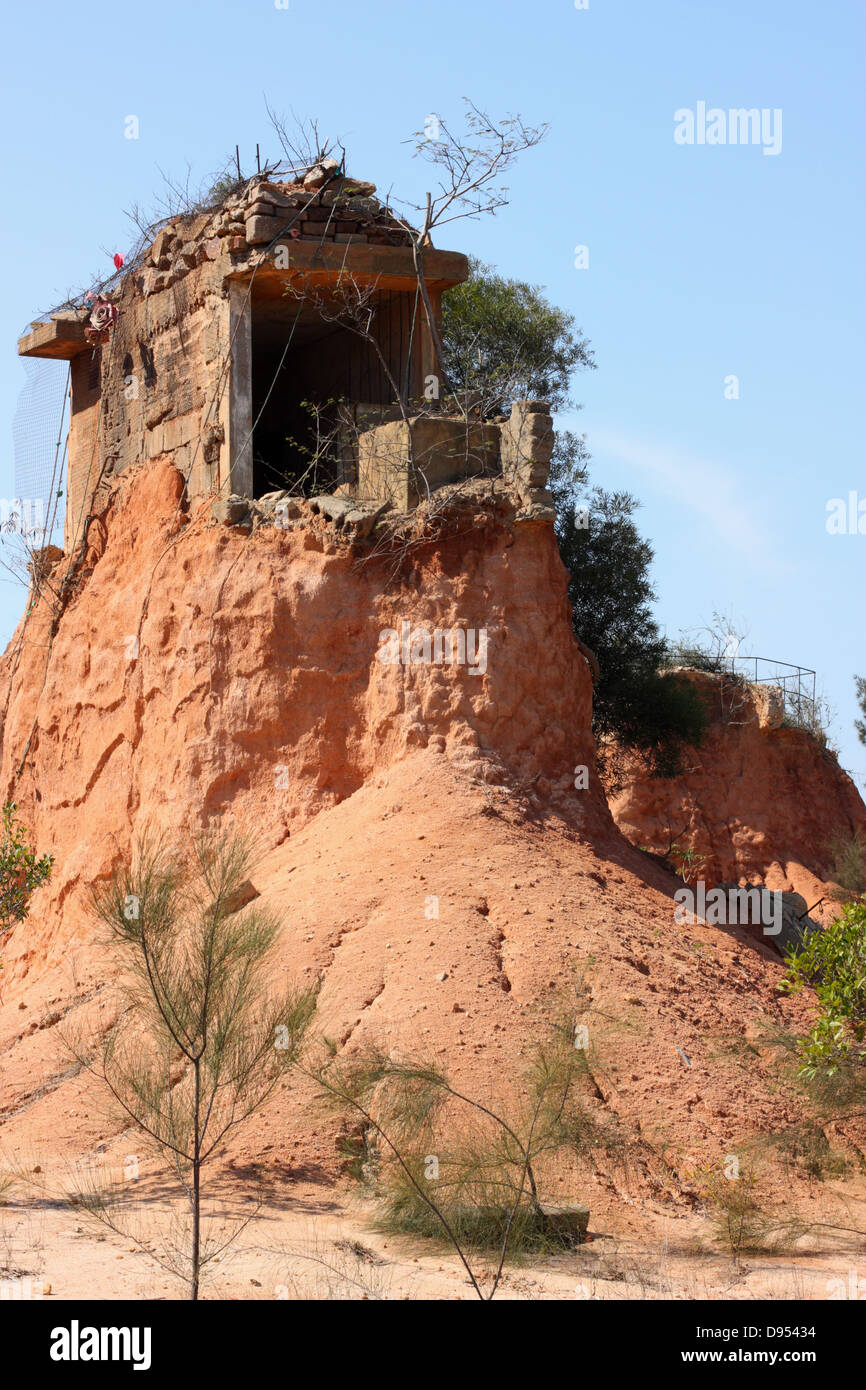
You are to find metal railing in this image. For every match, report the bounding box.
[728,656,817,730]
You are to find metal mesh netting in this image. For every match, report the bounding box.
[10,356,68,543]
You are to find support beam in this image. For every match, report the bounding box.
[418,286,442,403]
[18,315,89,360]
[223,283,253,498]
[226,243,469,295]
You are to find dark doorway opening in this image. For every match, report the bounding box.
[249,287,417,499]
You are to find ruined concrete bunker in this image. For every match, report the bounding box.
[18,165,556,553]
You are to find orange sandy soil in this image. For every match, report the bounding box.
[0,461,863,1300]
[2,756,864,1300]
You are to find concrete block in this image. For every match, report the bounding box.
[150,227,176,266]
[244,215,284,245]
[211,494,251,526]
[358,416,500,510]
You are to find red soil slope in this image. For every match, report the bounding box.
[609,669,866,908]
[0,463,855,1219]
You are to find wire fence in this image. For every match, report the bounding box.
[729,655,818,731]
[663,644,820,733]
[10,357,68,543]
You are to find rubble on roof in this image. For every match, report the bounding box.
[134,168,415,297]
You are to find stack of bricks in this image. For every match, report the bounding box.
[240,178,414,249]
[500,401,556,517]
[135,171,417,302]
[139,217,215,297]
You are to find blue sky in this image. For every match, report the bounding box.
[1,0,863,786]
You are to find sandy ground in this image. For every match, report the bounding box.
[3,1156,865,1302]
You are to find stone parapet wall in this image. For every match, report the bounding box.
[239,177,414,250]
[357,416,501,510]
[500,400,556,515]
[351,400,557,516]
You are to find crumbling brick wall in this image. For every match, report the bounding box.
[63,233,228,549]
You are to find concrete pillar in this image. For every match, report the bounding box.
[65,355,101,552]
[222,283,253,497]
[418,287,442,406]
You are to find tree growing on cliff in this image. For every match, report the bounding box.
[0,802,53,956]
[441,264,705,781]
[550,443,707,780]
[396,104,548,392]
[77,831,315,1300]
[262,101,548,406]
[440,258,594,414]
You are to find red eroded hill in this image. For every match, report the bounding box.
[608,668,866,909]
[0,462,855,1218]
[0,459,607,974]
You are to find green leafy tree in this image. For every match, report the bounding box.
[854,675,866,745]
[441,265,705,781]
[440,258,594,413]
[550,437,706,781]
[781,898,866,1076]
[0,802,53,950]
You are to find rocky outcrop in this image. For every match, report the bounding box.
[2,465,861,1207]
[609,668,866,902]
[0,459,609,977]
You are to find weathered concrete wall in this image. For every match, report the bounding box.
[62,239,227,547]
[500,400,556,515]
[351,399,558,519]
[357,416,501,509]
[21,171,473,541]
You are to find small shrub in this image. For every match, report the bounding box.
[701,1166,807,1262]
[204,170,247,207]
[827,830,866,900]
[601,669,708,782]
[377,1156,572,1255]
[0,803,53,950]
[768,1122,848,1181]
[781,898,866,1075]
[660,643,726,675]
[855,674,866,746]
[668,842,709,885]
[313,1020,602,1295]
